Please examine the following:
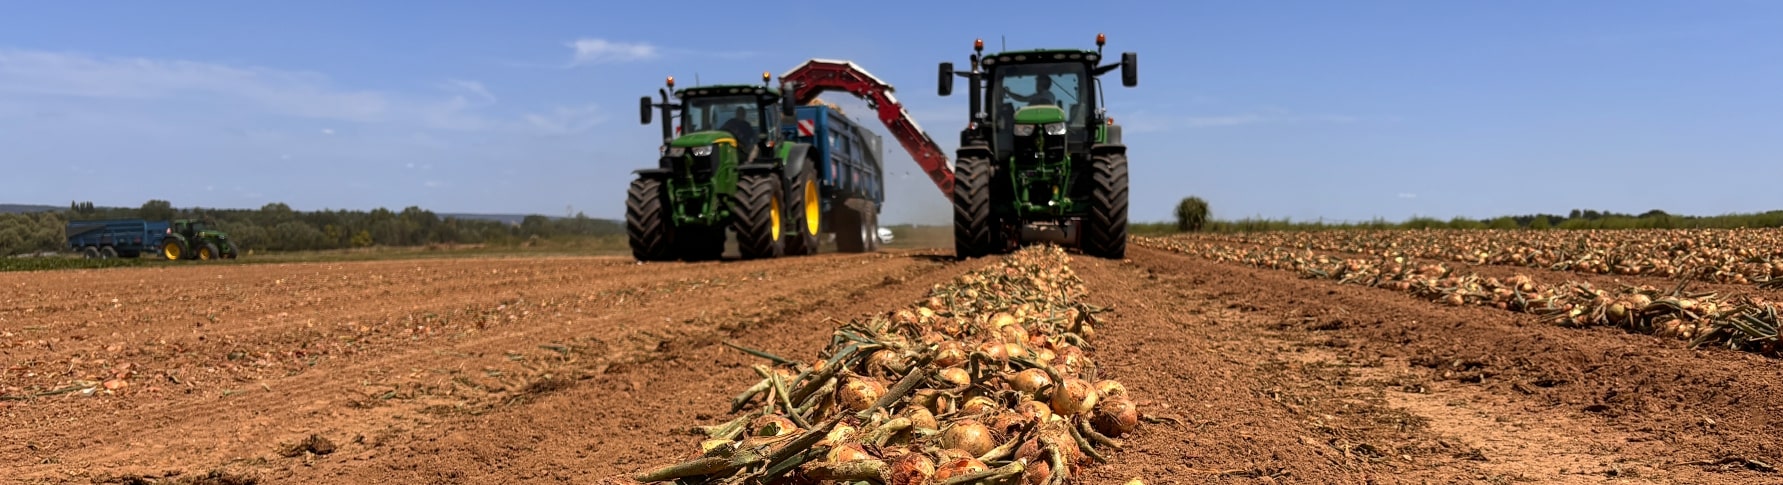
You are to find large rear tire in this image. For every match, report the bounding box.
[1082,153,1129,259]
[731,174,784,260]
[199,242,220,260]
[783,162,820,256]
[626,178,676,262]
[952,154,996,259]
[161,239,186,261]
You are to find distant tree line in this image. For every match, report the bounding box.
[1153,196,1783,234]
[0,200,622,256]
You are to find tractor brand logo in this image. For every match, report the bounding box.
[797,119,816,137]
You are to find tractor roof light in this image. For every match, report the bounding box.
[762,71,771,84]
[974,38,983,52]
[666,76,675,88]
[1097,33,1106,47]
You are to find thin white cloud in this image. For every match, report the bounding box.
[525,104,606,136]
[0,48,388,121]
[567,38,659,65]
[320,128,335,135]
[1398,193,1418,199]
[441,79,496,105]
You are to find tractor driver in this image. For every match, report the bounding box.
[1005,74,1057,108]
[720,106,759,157]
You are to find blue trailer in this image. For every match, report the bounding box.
[782,104,887,251]
[65,219,170,259]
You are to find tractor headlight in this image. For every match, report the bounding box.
[1012,124,1036,137]
[1043,122,1067,136]
[691,145,714,157]
[666,147,686,157]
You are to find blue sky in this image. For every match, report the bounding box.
[3,1,1781,224]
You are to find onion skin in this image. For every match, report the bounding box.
[934,341,968,367]
[937,367,972,387]
[903,406,939,431]
[961,396,1000,416]
[934,457,989,480]
[976,341,1010,364]
[940,420,997,457]
[1000,323,1029,344]
[838,377,887,412]
[1091,397,1140,437]
[1008,368,1052,399]
[1050,378,1098,417]
[749,415,798,437]
[1016,399,1052,424]
[827,442,874,462]
[889,453,937,485]
[1092,379,1128,400]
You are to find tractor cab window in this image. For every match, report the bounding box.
[992,64,1087,125]
[684,95,762,148]
[190,221,208,233]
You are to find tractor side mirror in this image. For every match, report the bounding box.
[1120,53,1138,87]
[639,96,653,124]
[781,93,796,117]
[938,62,954,96]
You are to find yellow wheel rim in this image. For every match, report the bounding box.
[164,242,179,259]
[770,195,781,241]
[803,181,820,235]
[199,247,213,260]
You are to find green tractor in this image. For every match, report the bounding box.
[626,73,817,261]
[160,218,239,260]
[938,34,1137,259]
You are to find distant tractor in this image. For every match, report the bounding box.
[627,73,814,261]
[938,34,1138,259]
[626,67,900,262]
[65,218,238,260]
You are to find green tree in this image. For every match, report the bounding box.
[351,230,374,247]
[1530,216,1552,230]
[1173,196,1210,232]
[1487,216,1519,229]
[140,199,176,221]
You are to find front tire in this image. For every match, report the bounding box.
[199,242,220,260]
[161,239,186,260]
[952,154,996,259]
[626,178,676,262]
[731,174,784,260]
[1082,153,1129,259]
[783,162,820,256]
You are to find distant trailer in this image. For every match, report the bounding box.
[783,103,887,251]
[65,219,170,259]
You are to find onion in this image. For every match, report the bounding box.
[991,312,1018,330]
[889,452,937,485]
[903,406,939,431]
[1000,323,1029,344]
[961,395,999,415]
[911,389,955,415]
[934,457,988,481]
[1091,397,1140,437]
[937,367,972,387]
[988,410,1025,435]
[1023,459,1052,485]
[894,309,918,325]
[1008,368,1052,399]
[1016,399,1052,424]
[838,377,887,412]
[934,447,974,463]
[1034,347,1057,367]
[940,420,997,456]
[821,423,857,446]
[976,341,1009,363]
[1055,346,1089,374]
[1049,378,1098,416]
[1003,342,1028,360]
[749,415,798,437]
[1092,379,1127,400]
[827,442,874,462]
[866,349,906,377]
[934,341,968,368]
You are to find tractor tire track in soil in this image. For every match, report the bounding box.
[4,245,1782,484]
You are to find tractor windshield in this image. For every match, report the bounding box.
[683,95,763,147]
[991,63,1088,126]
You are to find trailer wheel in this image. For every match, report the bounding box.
[865,205,881,252]
[782,162,820,256]
[833,200,866,253]
[161,239,185,260]
[952,154,997,259]
[731,174,784,260]
[82,246,100,259]
[99,246,118,259]
[626,178,677,262]
[1082,153,1129,259]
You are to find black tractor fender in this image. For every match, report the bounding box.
[778,143,812,181]
[1090,143,1127,159]
[632,168,672,180]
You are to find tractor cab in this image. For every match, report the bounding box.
[641,74,797,172]
[986,54,1094,152]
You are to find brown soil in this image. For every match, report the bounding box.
[3,244,1779,484]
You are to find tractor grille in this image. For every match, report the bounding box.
[677,154,716,180]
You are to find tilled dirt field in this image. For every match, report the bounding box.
[4,246,1782,484]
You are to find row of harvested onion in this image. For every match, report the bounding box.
[1187,228,1783,287]
[624,245,1141,484]
[1135,236,1783,357]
